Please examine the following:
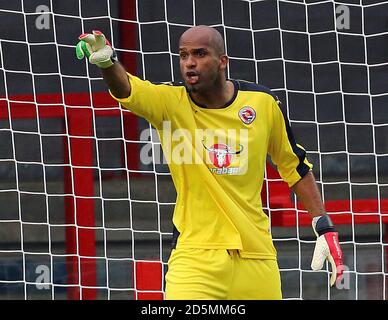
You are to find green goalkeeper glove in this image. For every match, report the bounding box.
[76,30,117,69]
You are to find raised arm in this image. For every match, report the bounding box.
[76,30,174,130]
[101,62,131,99]
[76,30,131,98]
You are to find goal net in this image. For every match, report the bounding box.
[0,0,387,300]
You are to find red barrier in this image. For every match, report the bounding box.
[135,261,164,300]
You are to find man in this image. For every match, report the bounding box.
[76,26,343,299]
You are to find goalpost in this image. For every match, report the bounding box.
[0,0,387,300]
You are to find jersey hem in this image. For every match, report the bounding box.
[238,252,277,260]
[175,243,277,260]
[176,242,243,250]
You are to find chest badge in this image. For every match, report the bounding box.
[238,106,256,124]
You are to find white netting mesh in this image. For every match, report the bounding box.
[0,0,387,300]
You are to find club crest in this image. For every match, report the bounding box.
[238,106,256,124]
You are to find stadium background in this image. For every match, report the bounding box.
[0,0,387,299]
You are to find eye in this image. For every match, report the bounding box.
[196,50,207,57]
[179,52,188,59]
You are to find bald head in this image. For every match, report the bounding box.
[179,25,225,56]
[178,25,229,94]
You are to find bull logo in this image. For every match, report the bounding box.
[202,141,244,168]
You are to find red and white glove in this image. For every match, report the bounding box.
[311,215,344,286]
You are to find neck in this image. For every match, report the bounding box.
[190,78,234,109]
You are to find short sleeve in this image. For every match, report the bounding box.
[267,97,313,187]
[109,74,171,129]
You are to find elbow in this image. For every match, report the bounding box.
[112,86,131,99]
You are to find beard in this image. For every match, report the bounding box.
[186,83,198,93]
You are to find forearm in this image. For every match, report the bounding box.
[291,171,326,218]
[294,172,343,285]
[101,62,131,99]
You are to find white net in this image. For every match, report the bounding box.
[0,0,387,300]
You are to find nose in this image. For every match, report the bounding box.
[185,54,196,68]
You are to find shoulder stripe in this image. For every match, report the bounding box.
[275,102,311,179]
[236,80,277,99]
[155,80,185,87]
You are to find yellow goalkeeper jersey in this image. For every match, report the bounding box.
[110,74,312,259]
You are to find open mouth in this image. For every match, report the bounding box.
[186,71,199,85]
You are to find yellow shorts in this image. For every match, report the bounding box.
[165,248,282,300]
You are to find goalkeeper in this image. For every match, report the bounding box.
[76,27,344,299]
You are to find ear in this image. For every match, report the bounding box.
[219,54,229,70]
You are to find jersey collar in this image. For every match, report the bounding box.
[187,79,238,110]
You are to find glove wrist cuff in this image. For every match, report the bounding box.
[312,215,336,237]
[97,48,118,69]
[97,59,114,69]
